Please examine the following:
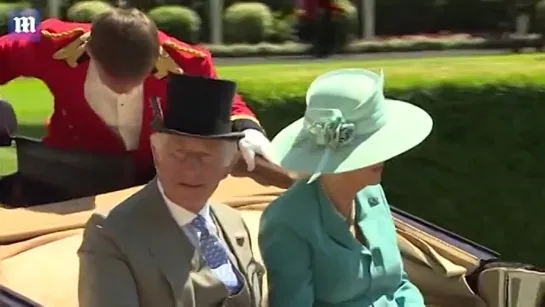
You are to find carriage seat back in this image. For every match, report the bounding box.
[13,136,138,198]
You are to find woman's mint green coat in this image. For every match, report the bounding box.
[258,181,425,307]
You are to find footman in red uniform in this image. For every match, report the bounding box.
[0,8,272,205]
[298,0,343,57]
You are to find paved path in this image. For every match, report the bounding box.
[214,49,512,66]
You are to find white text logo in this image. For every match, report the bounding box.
[12,16,36,33]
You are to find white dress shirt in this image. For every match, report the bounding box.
[83,60,144,150]
[157,181,241,292]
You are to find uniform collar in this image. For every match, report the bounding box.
[86,59,143,98]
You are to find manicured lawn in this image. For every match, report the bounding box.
[2,53,545,174]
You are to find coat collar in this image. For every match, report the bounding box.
[210,203,251,273]
[314,181,359,249]
[314,181,373,257]
[136,180,194,298]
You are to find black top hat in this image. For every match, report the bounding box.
[151,74,244,139]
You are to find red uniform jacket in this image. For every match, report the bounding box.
[298,0,342,21]
[0,19,262,174]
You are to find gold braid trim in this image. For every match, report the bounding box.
[163,40,206,58]
[41,28,86,40]
[42,28,89,68]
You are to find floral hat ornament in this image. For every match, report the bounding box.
[270,68,433,183]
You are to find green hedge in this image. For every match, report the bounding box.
[235,75,545,267]
[381,85,545,266]
[224,2,274,44]
[148,5,201,44]
[0,1,30,35]
[2,1,542,57]
[204,35,545,57]
[295,0,357,47]
[66,1,112,23]
[137,0,532,34]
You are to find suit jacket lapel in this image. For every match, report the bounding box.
[211,204,249,274]
[138,179,195,299]
[213,204,266,307]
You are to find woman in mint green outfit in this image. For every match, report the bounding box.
[258,69,433,306]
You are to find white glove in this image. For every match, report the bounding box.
[238,129,274,172]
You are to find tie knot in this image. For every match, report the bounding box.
[191,214,208,231]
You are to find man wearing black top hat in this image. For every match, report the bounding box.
[78,75,265,307]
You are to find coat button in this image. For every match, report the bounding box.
[368,197,379,206]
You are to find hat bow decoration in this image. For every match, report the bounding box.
[307,109,356,148]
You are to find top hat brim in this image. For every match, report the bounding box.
[154,126,245,140]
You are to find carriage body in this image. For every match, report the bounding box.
[0,133,544,307]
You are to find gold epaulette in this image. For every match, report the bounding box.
[154,44,182,79]
[51,31,90,68]
[43,28,88,68]
[48,32,206,80]
[154,41,206,79]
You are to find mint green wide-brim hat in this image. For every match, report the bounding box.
[271,68,433,183]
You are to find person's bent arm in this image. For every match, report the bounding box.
[191,46,264,133]
[259,224,314,307]
[78,215,139,307]
[0,33,45,85]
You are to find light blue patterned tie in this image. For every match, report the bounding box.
[191,214,241,293]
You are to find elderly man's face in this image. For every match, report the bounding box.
[151,133,238,210]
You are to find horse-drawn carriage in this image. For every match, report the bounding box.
[0,108,544,307]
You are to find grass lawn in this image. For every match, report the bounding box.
[2,53,545,174]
